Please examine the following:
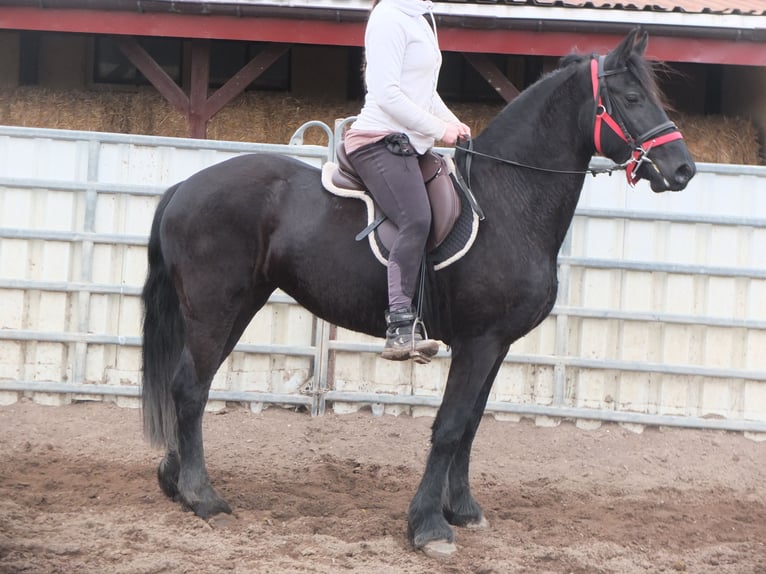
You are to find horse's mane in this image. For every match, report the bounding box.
[475,41,670,153]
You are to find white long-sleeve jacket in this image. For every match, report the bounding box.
[349,0,459,154]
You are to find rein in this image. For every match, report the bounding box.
[456,55,684,188]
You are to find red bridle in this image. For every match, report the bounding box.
[590,57,683,186]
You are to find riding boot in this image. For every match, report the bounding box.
[382,307,439,363]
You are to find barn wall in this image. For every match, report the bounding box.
[291,45,349,99]
[40,33,89,89]
[0,31,19,88]
[0,125,764,435]
[662,62,713,115]
[722,65,766,163]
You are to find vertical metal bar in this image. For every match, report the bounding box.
[309,134,339,416]
[553,226,573,406]
[73,138,100,384]
[311,318,332,416]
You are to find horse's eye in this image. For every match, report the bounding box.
[625,92,641,104]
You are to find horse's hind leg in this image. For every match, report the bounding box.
[164,285,274,518]
[166,343,230,518]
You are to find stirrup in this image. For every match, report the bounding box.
[382,308,439,364]
[410,316,438,364]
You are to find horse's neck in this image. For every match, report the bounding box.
[469,64,593,250]
[478,64,591,166]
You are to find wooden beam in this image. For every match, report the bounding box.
[3,7,760,65]
[203,44,291,120]
[189,39,211,139]
[116,37,188,116]
[117,37,289,138]
[463,53,520,103]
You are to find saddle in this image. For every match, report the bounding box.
[321,142,482,270]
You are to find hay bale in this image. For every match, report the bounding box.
[671,113,761,166]
[0,86,761,165]
[207,92,360,145]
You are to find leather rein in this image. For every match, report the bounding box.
[455,55,684,188]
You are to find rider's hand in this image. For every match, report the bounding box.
[441,122,472,146]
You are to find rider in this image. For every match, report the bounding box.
[344,0,471,361]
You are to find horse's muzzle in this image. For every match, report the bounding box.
[642,156,696,193]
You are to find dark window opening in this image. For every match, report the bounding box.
[19,32,41,86]
[93,36,182,86]
[209,40,290,91]
[346,47,365,101]
[438,52,507,103]
[704,64,723,115]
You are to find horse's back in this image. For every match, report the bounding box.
[157,151,386,332]
[178,152,319,197]
[162,152,322,231]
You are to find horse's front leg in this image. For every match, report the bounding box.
[407,336,508,557]
[443,351,508,529]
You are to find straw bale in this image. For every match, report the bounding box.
[0,87,761,165]
[671,113,761,166]
[206,92,360,145]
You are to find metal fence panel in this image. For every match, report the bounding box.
[0,125,765,434]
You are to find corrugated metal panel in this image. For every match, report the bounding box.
[3,0,763,16]
[0,125,764,434]
[495,0,766,14]
[0,126,330,411]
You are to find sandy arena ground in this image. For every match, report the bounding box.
[1,399,765,573]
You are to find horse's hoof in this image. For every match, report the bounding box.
[465,516,490,529]
[192,499,232,520]
[157,453,180,500]
[421,540,458,559]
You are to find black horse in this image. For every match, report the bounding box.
[141,29,695,557]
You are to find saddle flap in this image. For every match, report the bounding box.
[418,151,443,184]
[333,141,365,190]
[424,154,461,251]
[325,143,463,254]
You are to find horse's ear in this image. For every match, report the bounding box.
[608,27,646,67]
[633,28,649,57]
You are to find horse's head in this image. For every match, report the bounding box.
[592,28,696,192]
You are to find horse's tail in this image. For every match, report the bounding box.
[141,183,184,450]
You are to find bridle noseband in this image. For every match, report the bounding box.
[591,55,683,186]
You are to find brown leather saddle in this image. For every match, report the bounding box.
[333,142,461,252]
[321,142,483,270]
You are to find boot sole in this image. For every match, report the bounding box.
[381,341,439,363]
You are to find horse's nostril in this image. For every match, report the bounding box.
[674,162,696,185]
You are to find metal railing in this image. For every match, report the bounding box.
[1,124,765,431]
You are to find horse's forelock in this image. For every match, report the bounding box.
[558,43,666,97]
[626,52,671,110]
[560,49,669,111]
